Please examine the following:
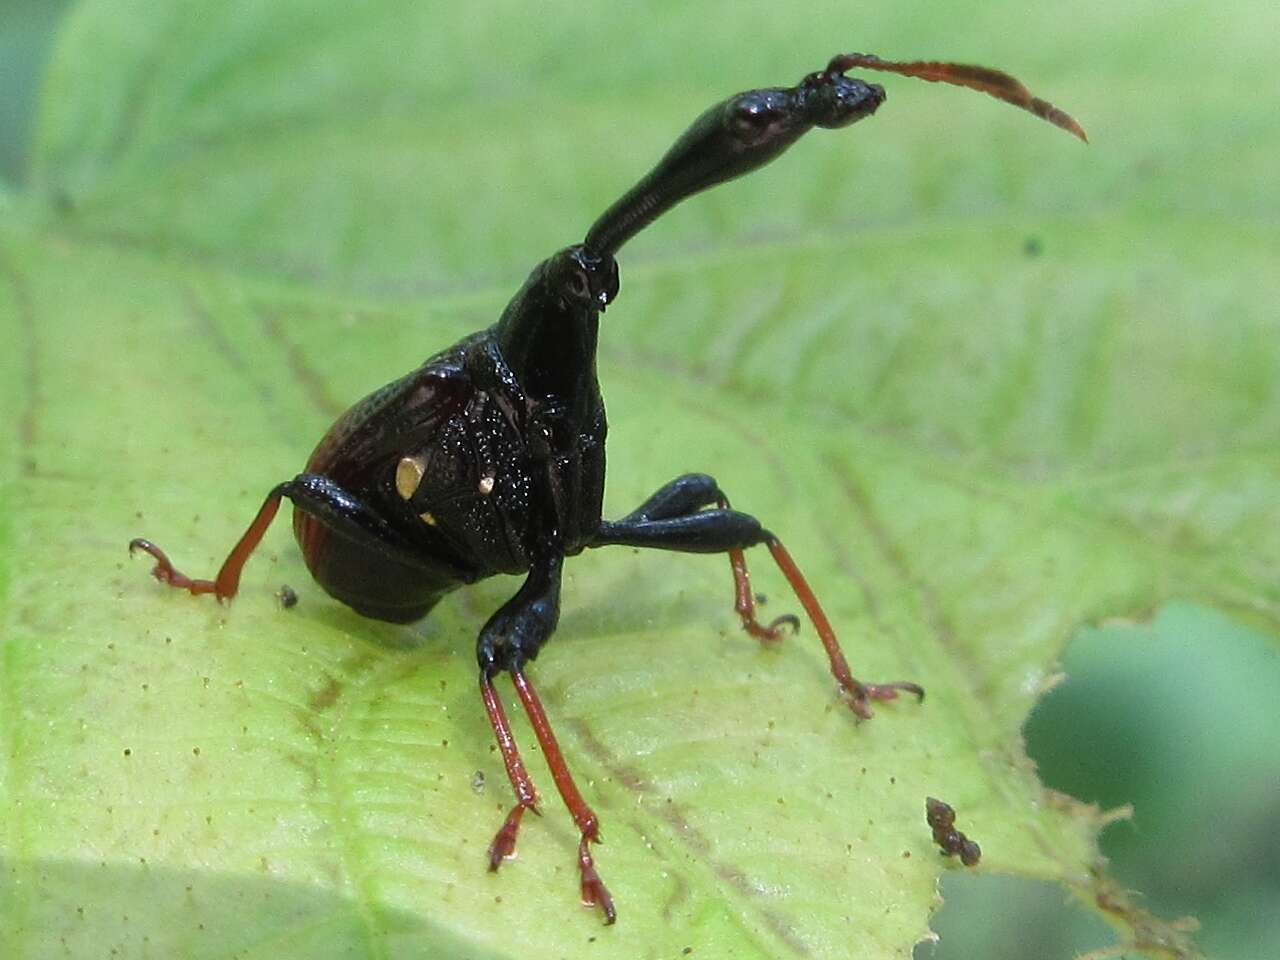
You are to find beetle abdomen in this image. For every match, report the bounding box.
[292,508,461,623]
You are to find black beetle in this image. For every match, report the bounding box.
[130,53,1083,923]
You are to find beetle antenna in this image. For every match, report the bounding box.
[583,52,1084,258]
[826,53,1087,143]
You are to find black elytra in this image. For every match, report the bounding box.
[130,53,1083,923]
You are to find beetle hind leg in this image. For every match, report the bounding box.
[129,484,287,601]
[130,473,449,616]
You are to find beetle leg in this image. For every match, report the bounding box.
[475,553,563,869]
[713,494,803,646]
[129,488,285,602]
[476,551,614,922]
[510,669,615,924]
[723,542,802,644]
[591,501,922,720]
[764,537,923,719]
[595,510,797,640]
[479,674,541,868]
[616,475,800,642]
[619,472,722,523]
[130,474,426,604]
[475,549,564,675]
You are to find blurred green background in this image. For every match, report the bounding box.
[3,2,1277,958]
[0,0,71,188]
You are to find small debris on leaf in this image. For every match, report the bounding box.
[276,584,298,609]
[925,797,981,866]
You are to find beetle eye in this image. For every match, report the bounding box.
[731,100,779,143]
[567,270,590,299]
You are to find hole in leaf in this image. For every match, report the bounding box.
[1024,601,1280,960]
[913,874,1112,959]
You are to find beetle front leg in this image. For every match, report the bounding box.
[479,672,540,868]
[476,551,616,923]
[509,668,614,924]
[592,484,923,720]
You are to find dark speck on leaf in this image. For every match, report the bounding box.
[926,797,981,867]
[1023,235,1043,257]
[277,584,298,608]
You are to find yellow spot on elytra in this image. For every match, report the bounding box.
[420,512,438,526]
[395,456,425,500]
[478,474,495,496]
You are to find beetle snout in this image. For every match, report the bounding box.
[808,75,885,129]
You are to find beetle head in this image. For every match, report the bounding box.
[548,246,619,314]
[795,70,885,129]
[494,246,617,414]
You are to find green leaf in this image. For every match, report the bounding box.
[2,1,1276,957]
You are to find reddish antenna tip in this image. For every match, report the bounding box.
[829,53,1088,142]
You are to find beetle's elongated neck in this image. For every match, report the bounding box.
[583,72,885,257]
[494,262,601,418]
[583,93,805,258]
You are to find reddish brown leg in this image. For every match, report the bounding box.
[511,670,615,924]
[766,538,923,719]
[717,495,800,643]
[129,491,283,602]
[479,675,540,868]
[596,479,921,720]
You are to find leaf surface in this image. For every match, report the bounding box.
[2,1,1276,957]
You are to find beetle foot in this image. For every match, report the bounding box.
[742,613,801,646]
[577,832,616,924]
[842,679,925,720]
[487,802,537,870]
[129,538,221,598]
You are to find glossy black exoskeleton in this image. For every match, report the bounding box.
[130,53,1083,923]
